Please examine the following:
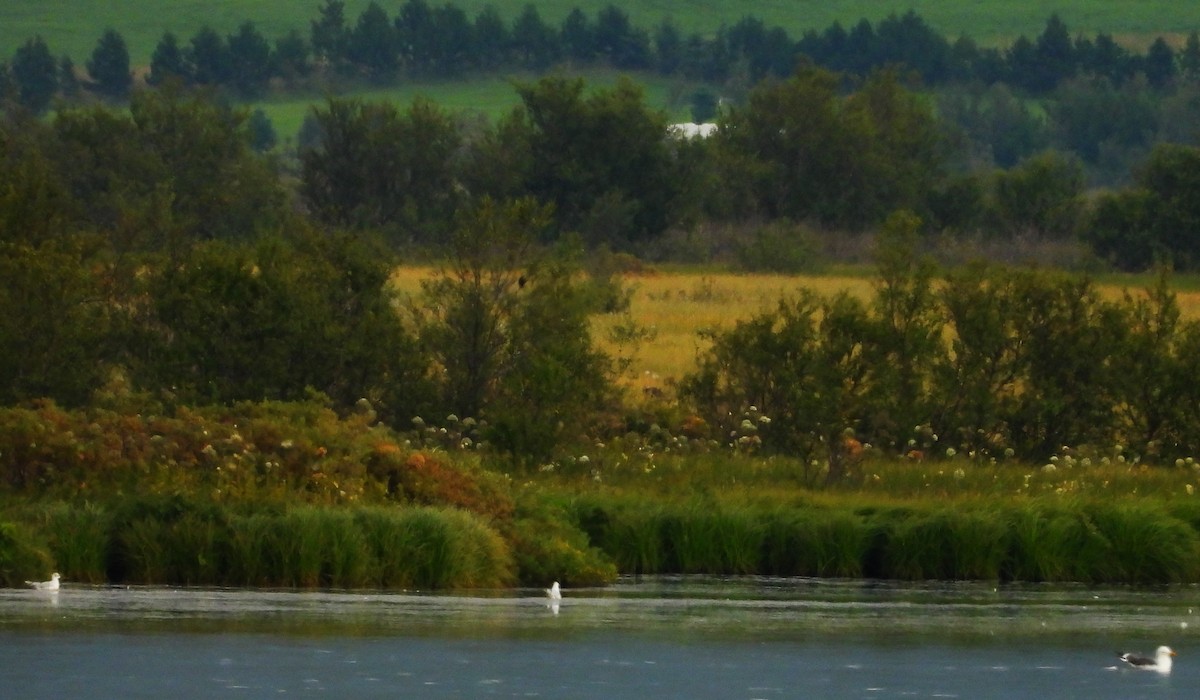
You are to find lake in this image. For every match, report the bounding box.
[1,576,1196,698]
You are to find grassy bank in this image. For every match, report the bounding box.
[8,486,1200,588]
[6,406,1200,588]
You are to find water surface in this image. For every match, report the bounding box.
[1,577,1196,698]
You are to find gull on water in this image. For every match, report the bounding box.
[25,573,61,592]
[1117,646,1176,673]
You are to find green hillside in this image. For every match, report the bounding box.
[258,70,695,141]
[6,0,1200,66]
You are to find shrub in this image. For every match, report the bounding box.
[133,232,433,424]
[732,220,820,273]
[508,496,617,586]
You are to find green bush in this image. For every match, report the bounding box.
[511,496,617,586]
[733,220,820,273]
[134,232,433,425]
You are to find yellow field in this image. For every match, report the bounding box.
[392,267,870,392]
[392,267,1200,395]
[591,272,873,393]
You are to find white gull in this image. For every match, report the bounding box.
[25,573,61,591]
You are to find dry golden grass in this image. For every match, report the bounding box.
[390,267,872,391]
[391,267,1200,395]
[593,272,873,393]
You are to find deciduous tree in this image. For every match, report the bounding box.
[300,97,463,242]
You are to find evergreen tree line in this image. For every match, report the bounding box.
[4,6,1200,111]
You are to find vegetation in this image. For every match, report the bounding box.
[4,6,1200,186]
[5,6,1200,590]
[7,0,1200,67]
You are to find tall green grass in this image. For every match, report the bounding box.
[1084,502,1200,583]
[7,498,515,589]
[1003,503,1090,582]
[761,507,868,578]
[6,492,1200,587]
[20,502,110,583]
[0,520,53,587]
[572,495,1200,584]
[660,501,762,574]
[877,506,1010,580]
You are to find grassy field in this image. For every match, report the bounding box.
[6,0,1200,68]
[392,267,1200,394]
[259,69,704,142]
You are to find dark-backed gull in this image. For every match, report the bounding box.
[1117,646,1176,673]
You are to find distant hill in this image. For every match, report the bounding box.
[6,0,1200,66]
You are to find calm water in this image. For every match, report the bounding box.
[1,577,1197,699]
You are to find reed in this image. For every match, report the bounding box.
[760,507,868,578]
[1082,501,1200,583]
[20,501,110,583]
[5,498,516,589]
[412,507,515,589]
[115,517,172,584]
[1002,502,1087,582]
[879,506,1008,580]
[661,501,762,574]
[225,510,280,587]
[0,520,53,587]
[568,493,1200,583]
[167,510,230,585]
[594,503,669,575]
[266,508,372,588]
[354,507,422,588]
[104,497,227,585]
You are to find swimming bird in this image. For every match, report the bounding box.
[546,581,562,601]
[25,573,61,592]
[1117,646,1176,673]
